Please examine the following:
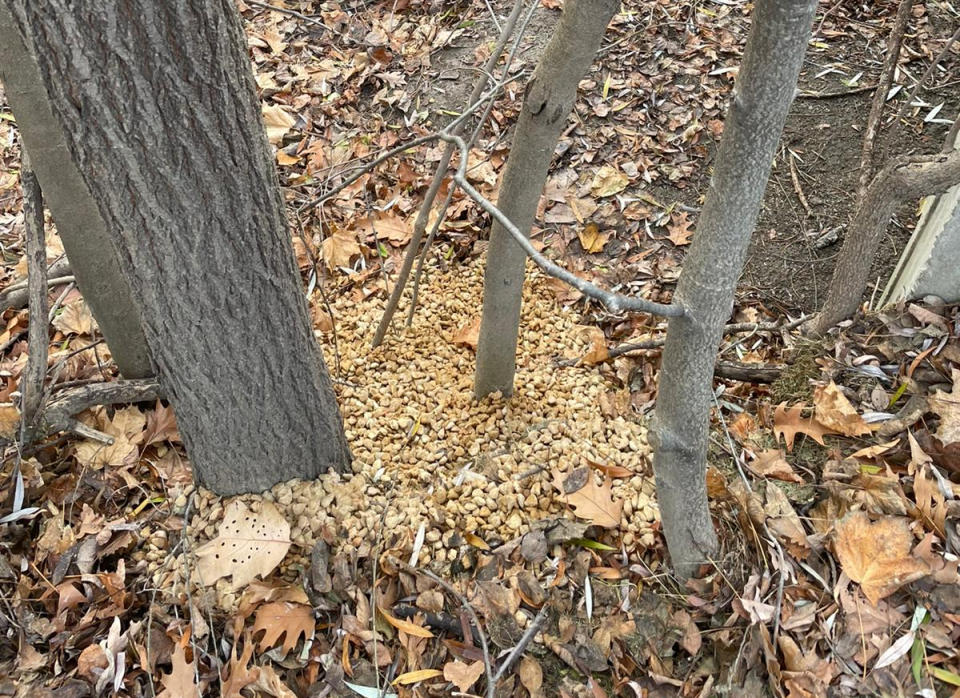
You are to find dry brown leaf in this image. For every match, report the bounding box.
[74,434,138,470]
[158,641,203,698]
[53,300,96,336]
[833,511,929,605]
[554,469,622,528]
[589,164,628,197]
[729,412,759,443]
[252,601,315,654]
[321,228,361,270]
[195,501,291,589]
[572,325,609,365]
[442,659,485,692]
[142,401,180,446]
[746,449,803,483]
[518,655,544,698]
[913,464,946,535]
[577,223,610,253]
[773,402,834,451]
[587,459,633,479]
[0,404,20,440]
[262,103,296,144]
[665,211,693,246]
[850,438,900,460]
[357,212,410,247]
[378,606,434,638]
[813,381,871,437]
[221,634,259,698]
[764,483,810,559]
[928,369,960,445]
[252,664,297,698]
[451,316,481,351]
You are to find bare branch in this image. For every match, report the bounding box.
[19,154,48,435]
[439,133,685,318]
[857,0,911,198]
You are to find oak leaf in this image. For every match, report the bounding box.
[451,316,481,351]
[442,660,485,692]
[195,501,291,590]
[813,381,870,437]
[665,211,693,246]
[158,641,203,698]
[221,634,259,698]
[773,402,834,452]
[252,601,315,654]
[928,369,960,445]
[833,512,929,605]
[554,469,622,528]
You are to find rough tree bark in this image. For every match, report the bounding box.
[474,0,619,398]
[812,150,960,333]
[5,0,350,495]
[651,0,818,578]
[0,3,153,378]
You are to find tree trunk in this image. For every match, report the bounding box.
[811,150,960,333]
[5,0,351,495]
[651,0,817,578]
[474,0,619,398]
[0,3,153,378]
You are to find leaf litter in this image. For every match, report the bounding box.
[0,0,958,696]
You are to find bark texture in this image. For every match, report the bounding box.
[474,0,619,398]
[0,3,153,378]
[650,0,818,578]
[6,0,350,494]
[813,150,960,333]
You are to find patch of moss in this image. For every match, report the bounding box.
[770,340,822,404]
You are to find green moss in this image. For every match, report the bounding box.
[770,341,822,404]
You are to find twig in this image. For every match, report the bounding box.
[405,564,494,696]
[441,134,683,317]
[292,211,342,377]
[857,0,912,199]
[406,0,541,327]
[0,274,74,312]
[942,109,960,153]
[491,605,548,685]
[894,25,960,125]
[244,0,331,30]
[796,85,876,99]
[18,154,48,436]
[370,0,529,347]
[787,152,811,216]
[32,379,163,439]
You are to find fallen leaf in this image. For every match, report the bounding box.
[590,164,628,197]
[746,449,803,483]
[321,229,361,270]
[773,402,834,451]
[392,669,443,685]
[577,223,610,253]
[928,369,960,445]
[253,601,315,654]
[665,211,693,246]
[378,606,434,638]
[158,641,203,698]
[53,300,96,336]
[518,655,544,697]
[833,512,929,605]
[262,103,296,145]
[554,469,622,528]
[0,404,20,440]
[195,501,291,589]
[357,212,410,247]
[572,325,608,365]
[764,483,810,559]
[442,660,485,692]
[221,634,259,698]
[729,413,759,443]
[813,381,871,437]
[451,317,481,351]
[850,438,900,459]
[142,401,180,445]
[252,664,297,698]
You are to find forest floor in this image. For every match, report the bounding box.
[0,0,959,697]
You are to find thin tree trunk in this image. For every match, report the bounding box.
[651,0,818,578]
[0,4,153,379]
[474,0,619,398]
[6,0,350,495]
[812,150,960,333]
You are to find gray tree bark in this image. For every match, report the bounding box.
[650,0,817,578]
[0,3,153,378]
[5,0,350,495]
[811,150,960,333]
[474,0,619,398]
